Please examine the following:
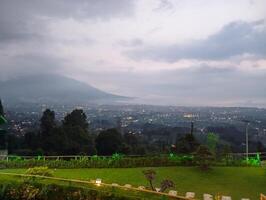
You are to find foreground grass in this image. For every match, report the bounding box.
[1,167,265,200]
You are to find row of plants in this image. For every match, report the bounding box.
[0,166,173,200]
[0,151,261,169]
[0,181,147,200]
[0,155,193,169]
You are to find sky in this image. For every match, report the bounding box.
[0,0,266,107]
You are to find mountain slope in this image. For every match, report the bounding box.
[0,74,128,104]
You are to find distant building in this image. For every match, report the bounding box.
[183,113,199,118]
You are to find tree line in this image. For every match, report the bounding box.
[6,108,206,156]
[8,108,151,156]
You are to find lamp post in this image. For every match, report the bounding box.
[242,120,250,162]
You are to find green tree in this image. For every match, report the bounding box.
[95,128,123,155]
[207,132,219,155]
[256,141,265,152]
[24,131,40,151]
[124,132,141,154]
[49,127,67,154]
[194,145,214,171]
[176,133,199,154]
[0,99,7,150]
[63,109,88,131]
[40,109,56,135]
[124,133,138,147]
[40,109,57,152]
[0,99,4,116]
[62,109,95,155]
[63,126,96,155]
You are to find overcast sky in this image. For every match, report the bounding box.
[0,0,266,107]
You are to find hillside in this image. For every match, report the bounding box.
[0,74,128,105]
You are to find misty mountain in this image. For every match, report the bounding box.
[0,74,129,105]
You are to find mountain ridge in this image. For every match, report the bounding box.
[0,74,129,105]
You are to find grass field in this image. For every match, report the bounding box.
[1,167,265,200]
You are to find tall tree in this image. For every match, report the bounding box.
[40,109,56,135]
[0,99,7,150]
[63,109,88,131]
[62,109,95,155]
[194,145,214,171]
[40,109,57,153]
[257,141,265,152]
[176,133,199,154]
[0,99,4,116]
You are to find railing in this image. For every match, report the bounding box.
[0,154,160,161]
[230,152,266,160]
[1,152,266,160]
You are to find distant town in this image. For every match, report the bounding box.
[5,103,266,153]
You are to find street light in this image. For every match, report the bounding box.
[95,178,102,186]
[242,120,250,162]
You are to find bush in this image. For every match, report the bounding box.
[0,182,141,200]
[26,166,54,177]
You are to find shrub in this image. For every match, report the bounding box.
[159,179,174,192]
[143,169,175,192]
[0,181,143,200]
[0,155,192,169]
[25,166,54,177]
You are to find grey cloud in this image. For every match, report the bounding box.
[0,0,135,20]
[0,0,135,43]
[116,38,143,47]
[127,20,266,62]
[71,65,266,107]
[153,0,174,11]
[0,0,134,78]
[0,53,65,80]
[148,65,266,106]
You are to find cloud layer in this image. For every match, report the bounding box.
[127,20,266,61]
[0,0,266,107]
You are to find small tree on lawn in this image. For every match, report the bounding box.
[143,169,156,191]
[143,170,175,192]
[194,145,214,170]
[159,179,174,192]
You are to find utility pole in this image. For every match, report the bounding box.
[245,122,249,161]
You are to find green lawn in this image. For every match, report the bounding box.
[1,167,265,200]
